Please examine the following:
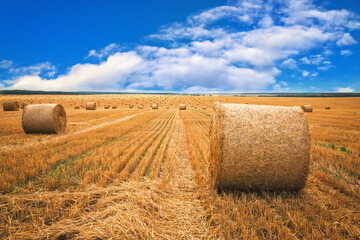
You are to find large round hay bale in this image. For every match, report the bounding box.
[179,104,186,110]
[86,102,96,110]
[152,104,158,110]
[22,104,66,134]
[210,103,310,191]
[3,101,20,111]
[325,106,331,110]
[301,105,313,112]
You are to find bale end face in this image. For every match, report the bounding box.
[210,103,310,192]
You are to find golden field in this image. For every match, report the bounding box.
[0,94,359,239]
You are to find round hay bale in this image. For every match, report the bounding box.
[112,106,117,109]
[22,104,66,134]
[138,105,144,109]
[74,106,80,109]
[166,106,169,109]
[152,104,158,110]
[202,106,207,110]
[3,101,20,111]
[179,104,186,110]
[301,105,313,112]
[129,105,134,108]
[210,103,310,191]
[325,106,331,110]
[86,102,96,110]
[104,106,110,109]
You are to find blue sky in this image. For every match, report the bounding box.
[1,0,360,92]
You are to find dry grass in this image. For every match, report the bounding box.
[0,94,359,239]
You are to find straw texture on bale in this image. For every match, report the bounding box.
[325,106,331,110]
[210,103,310,191]
[179,104,186,110]
[86,102,96,110]
[3,101,20,111]
[152,104,158,109]
[22,104,67,134]
[301,105,313,112]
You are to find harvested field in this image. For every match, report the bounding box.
[0,94,359,239]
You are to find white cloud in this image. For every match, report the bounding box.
[86,43,120,59]
[0,60,13,69]
[302,71,309,77]
[8,62,56,77]
[9,52,142,91]
[336,33,357,46]
[336,87,355,92]
[300,54,324,65]
[340,49,353,56]
[280,58,297,69]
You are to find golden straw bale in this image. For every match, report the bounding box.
[138,105,144,109]
[301,105,313,112]
[179,104,186,110]
[209,103,310,191]
[152,104,158,110]
[3,101,20,111]
[325,106,331,110]
[86,102,96,110]
[166,106,169,109]
[22,104,66,134]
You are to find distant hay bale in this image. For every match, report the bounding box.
[179,104,186,110]
[129,105,134,108]
[104,106,110,109]
[210,103,310,191]
[325,106,331,110]
[86,102,96,110]
[74,106,80,109]
[22,104,66,134]
[152,104,158,110]
[301,105,313,112]
[112,106,117,109]
[202,106,207,110]
[138,105,144,109]
[166,106,169,109]
[3,101,20,111]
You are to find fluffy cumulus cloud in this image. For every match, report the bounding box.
[5,0,360,92]
[336,87,355,92]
